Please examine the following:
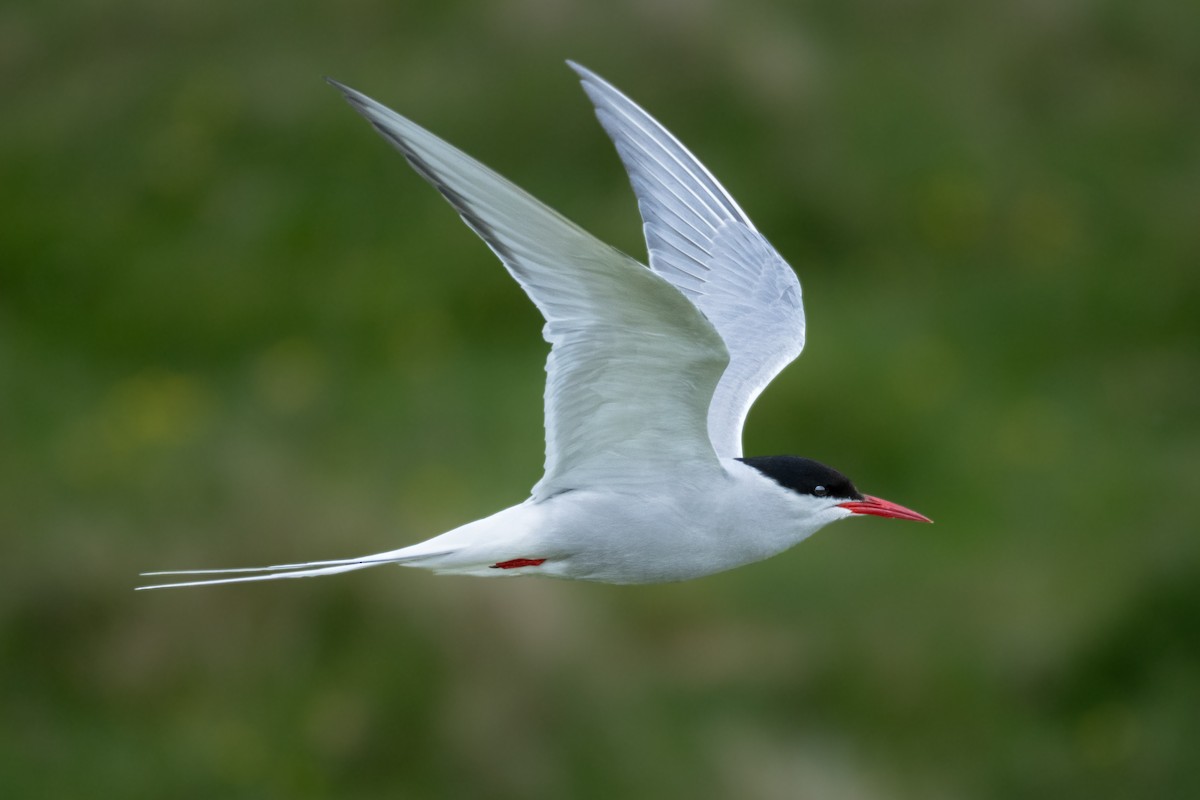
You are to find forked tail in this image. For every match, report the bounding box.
[136,547,453,590]
[139,502,544,589]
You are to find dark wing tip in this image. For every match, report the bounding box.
[324,76,373,115]
[323,75,352,95]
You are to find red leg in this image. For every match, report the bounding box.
[490,558,546,570]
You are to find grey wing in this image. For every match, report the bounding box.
[570,63,806,459]
[330,80,730,500]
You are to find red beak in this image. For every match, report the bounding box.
[838,495,932,523]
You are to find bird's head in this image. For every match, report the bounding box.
[737,455,931,525]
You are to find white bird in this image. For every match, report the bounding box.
[139,62,929,591]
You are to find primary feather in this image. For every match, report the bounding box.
[569,63,805,458]
[326,79,730,500]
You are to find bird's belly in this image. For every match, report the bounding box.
[537,489,792,584]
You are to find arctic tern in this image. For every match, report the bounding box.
[139,63,929,590]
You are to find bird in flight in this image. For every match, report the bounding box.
[139,63,929,590]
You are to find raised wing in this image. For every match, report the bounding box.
[570,63,806,459]
[330,80,730,500]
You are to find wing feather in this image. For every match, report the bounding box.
[571,63,806,458]
[330,79,729,499]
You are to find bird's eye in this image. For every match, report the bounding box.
[813,485,828,497]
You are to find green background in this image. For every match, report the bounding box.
[4,0,1198,797]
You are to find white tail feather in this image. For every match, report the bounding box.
[136,549,454,590]
[136,562,377,590]
[139,500,541,589]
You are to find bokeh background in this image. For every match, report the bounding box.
[3,0,1198,797]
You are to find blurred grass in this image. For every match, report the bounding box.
[3,0,1199,798]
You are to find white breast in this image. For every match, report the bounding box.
[530,460,828,584]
